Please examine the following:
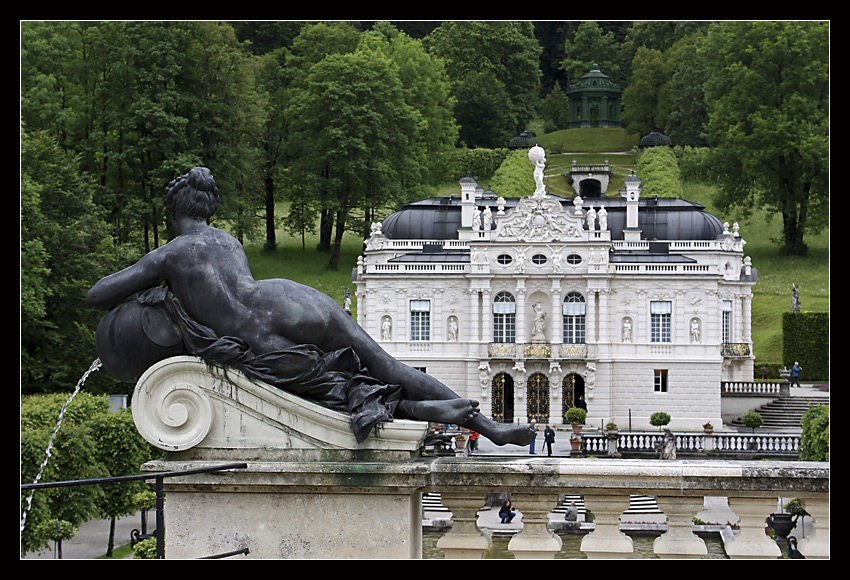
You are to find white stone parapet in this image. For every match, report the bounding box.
[133,357,828,559]
[132,356,428,462]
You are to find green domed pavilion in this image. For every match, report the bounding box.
[566,64,623,128]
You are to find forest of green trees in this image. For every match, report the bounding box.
[19,20,829,558]
[21,20,828,398]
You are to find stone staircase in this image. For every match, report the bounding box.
[729,396,828,430]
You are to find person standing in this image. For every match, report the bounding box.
[528,420,537,454]
[468,430,479,454]
[576,395,587,411]
[791,362,803,388]
[544,425,555,456]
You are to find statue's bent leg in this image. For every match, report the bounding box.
[330,314,535,446]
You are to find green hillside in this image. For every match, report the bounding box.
[245,128,828,375]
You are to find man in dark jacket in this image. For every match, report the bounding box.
[544,425,556,456]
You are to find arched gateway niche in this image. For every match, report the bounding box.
[491,372,514,423]
[527,372,550,424]
[561,373,586,421]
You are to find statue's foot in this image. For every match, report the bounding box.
[402,398,480,425]
[485,423,536,447]
[462,416,534,447]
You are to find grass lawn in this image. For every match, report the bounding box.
[244,227,364,319]
[681,181,829,368]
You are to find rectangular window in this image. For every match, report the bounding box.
[650,301,672,343]
[654,369,668,392]
[493,301,516,343]
[410,300,431,341]
[722,300,733,343]
[562,301,586,344]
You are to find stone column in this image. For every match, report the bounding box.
[481,289,492,344]
[597,288,609,344]
[797,495,830,559]
[653,495,708,559]
[724,497,782,559]
[580,494,633,558]
[435,492,491,559]
[550,281,561,345]
[507,493,562,558]
[515,283,527,345]
[466,287,479,345]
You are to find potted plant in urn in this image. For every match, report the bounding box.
[605,421,618,435]
[565,407,587,434]
[454,430,469,450]
[570,433,582,451]
[702,422,714,434]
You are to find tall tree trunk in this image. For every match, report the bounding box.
[318,208,333,251]
[106,517,116,557]
[264,173,276,251]
[327,208,347,270]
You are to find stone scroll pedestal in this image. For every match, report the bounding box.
[133,356,431,559]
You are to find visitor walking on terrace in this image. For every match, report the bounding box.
[791,362,803,388]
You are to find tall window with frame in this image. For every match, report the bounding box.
[654,369,668,392]
[562,292,586,344]
[650,301,672,343]
[721,300,733,343]
[409,300,431,341]
[493,292,516,343]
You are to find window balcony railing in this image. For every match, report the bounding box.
[722,343,751,358]
[487,343,588,359]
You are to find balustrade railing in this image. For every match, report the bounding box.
[722,380,787,397]
[581,430,800,459]
[429,457,829,559]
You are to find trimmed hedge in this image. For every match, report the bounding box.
[431,147,508,185]
[782,311,829,381]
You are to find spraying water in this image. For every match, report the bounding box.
[20,358,103,533]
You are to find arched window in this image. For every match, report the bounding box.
[493,292,516,344]
[563,292,586,344]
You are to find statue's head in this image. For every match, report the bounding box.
[164,167,220,223]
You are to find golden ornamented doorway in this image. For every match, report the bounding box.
[491,372,514,423]
[527,372,550,424]
[561,373,586,421]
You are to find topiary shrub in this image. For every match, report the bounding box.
[649,411,671,429]
[741,411,764,433]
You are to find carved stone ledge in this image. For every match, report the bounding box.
[132,356,429,462]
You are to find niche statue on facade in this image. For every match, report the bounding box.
[531,302,547,342]
[447,316,459,342]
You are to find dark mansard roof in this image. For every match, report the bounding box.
[379,195,725,242]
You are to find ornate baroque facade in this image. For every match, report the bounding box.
[352,147,756,431]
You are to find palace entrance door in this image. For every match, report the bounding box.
[527,372,550,424]
[491,372,514,423]
[561,373,586,421]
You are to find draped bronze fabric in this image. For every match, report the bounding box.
[135,287,403,443]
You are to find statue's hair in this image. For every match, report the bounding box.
[163,167,220,221]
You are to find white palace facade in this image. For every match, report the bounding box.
[352,147,757,431]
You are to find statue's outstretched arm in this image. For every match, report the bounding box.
[87,249,169,310]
